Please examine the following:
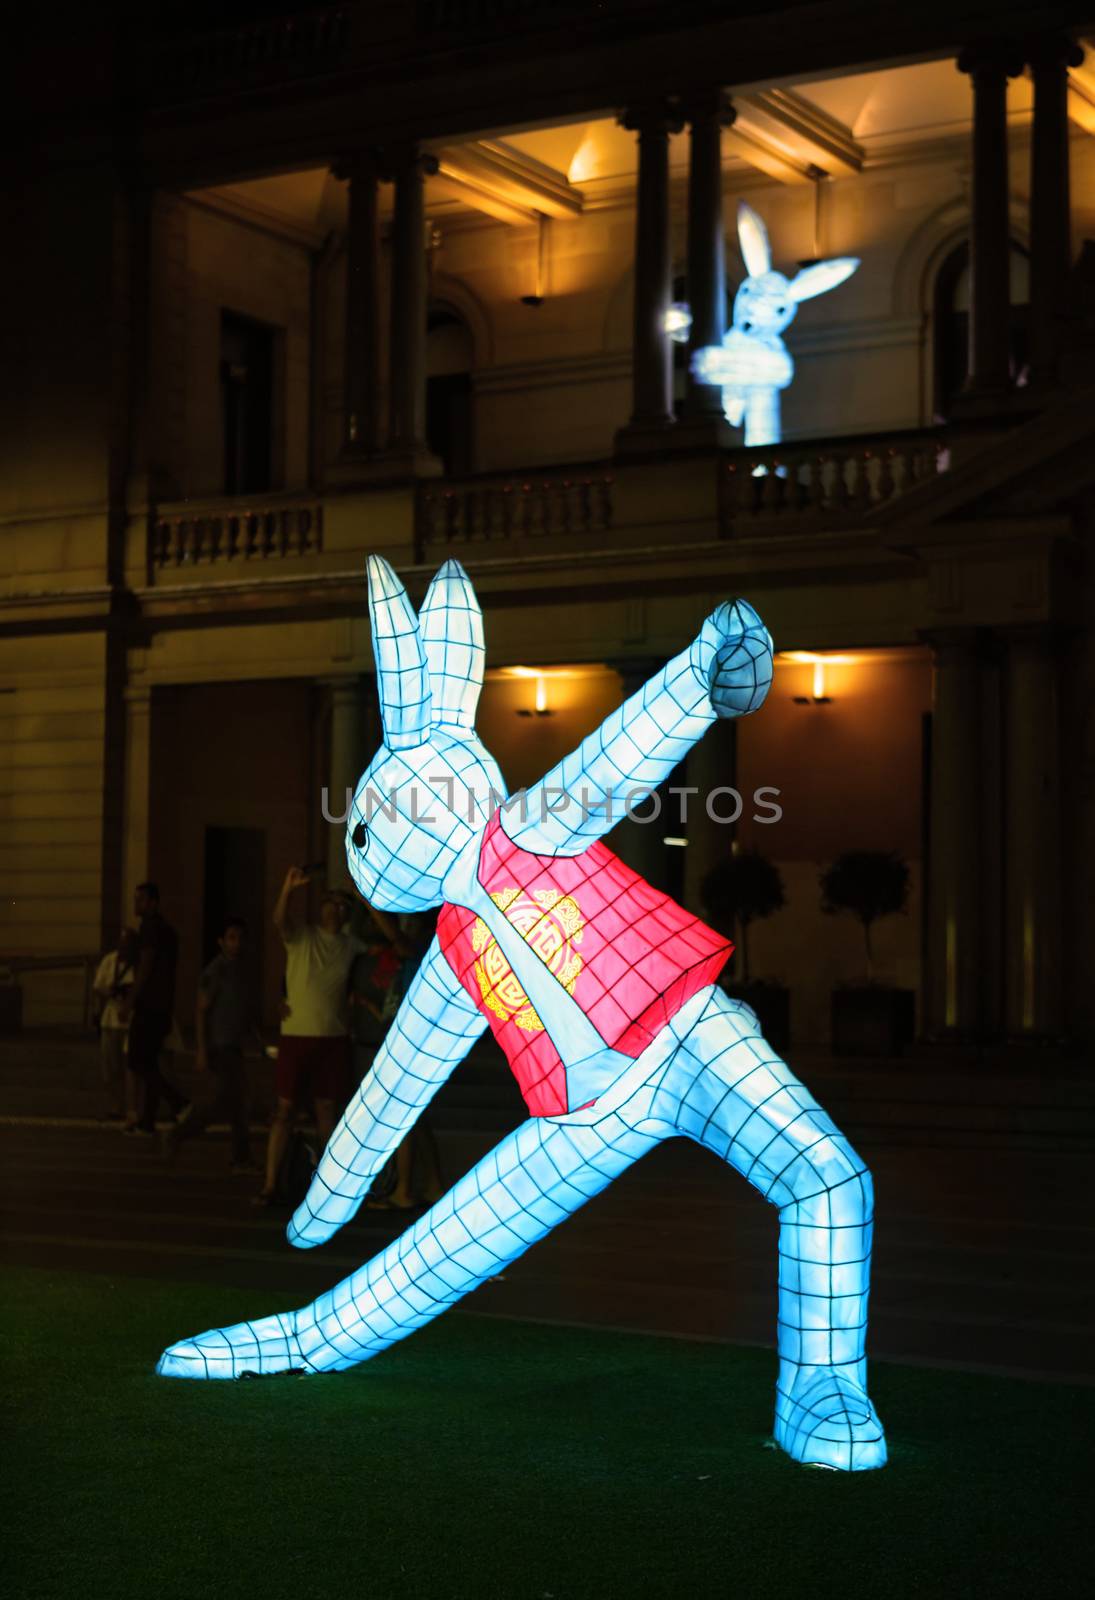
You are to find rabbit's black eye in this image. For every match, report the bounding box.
[351,822,367,849]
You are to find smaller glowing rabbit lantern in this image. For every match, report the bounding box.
[691,201,858,448]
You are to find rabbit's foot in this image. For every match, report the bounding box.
[157,1310,313,1380]
[773,1371,887,1472]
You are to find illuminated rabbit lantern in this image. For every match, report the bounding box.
[690,200,859,447]
[158,556,887,1474]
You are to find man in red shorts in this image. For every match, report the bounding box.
[255,866,364,1206]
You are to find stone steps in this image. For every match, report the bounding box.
[2,1032,1092,1145]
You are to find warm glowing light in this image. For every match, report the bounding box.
[664,303,692,342]
[156,560,886,1472]
[779,651,853,705]
[779,652,856,664]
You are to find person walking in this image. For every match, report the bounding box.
[125,882,187,1136]
[163,916,261,1171]
[255,867,364,1206]
[92,927,137,1123]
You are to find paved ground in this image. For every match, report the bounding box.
[2,1118,1091,1385]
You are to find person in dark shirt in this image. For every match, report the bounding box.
[125,882,187,1135]
[164,916,261,1170]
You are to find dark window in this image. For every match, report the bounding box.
[933,242,1030,421]
[220,310,275,495]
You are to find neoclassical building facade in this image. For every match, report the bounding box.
[4,1,1094,1046]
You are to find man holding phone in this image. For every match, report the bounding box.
[255,865,365,1206]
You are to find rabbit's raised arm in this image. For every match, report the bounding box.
[287,938,486,1248]
[508,600,773,857]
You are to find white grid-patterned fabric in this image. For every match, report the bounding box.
[157,556,886,1472]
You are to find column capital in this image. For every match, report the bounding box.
[957,39,1024,80]
[379,144,440,182]
[680,86,735,128]
[331,148,384,184]
[319,672,367,698]
[618,99,684,137]
[917,625,982,655]
[1025,32,1084,71]
[994,621,1064,654]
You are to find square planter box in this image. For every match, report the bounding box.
[831,987,915,1058]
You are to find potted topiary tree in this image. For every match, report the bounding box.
[701,850,790,1051]
[820,850,915,1056]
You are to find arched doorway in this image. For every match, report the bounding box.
[426,305,474,476]
[932,242,1030,419]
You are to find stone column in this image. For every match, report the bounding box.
[957,43,1022,397]
[925,633,982,1037]
[123,187,155,521]
[1002,629,1062,1036]
[1028,34,1084,385]
[121,685,153,923]
[619,101,683,438]
[683,89,734,422]
[387,144,440,468]
[323,676,367,891]
[336,151,383,456]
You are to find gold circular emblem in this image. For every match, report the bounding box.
[472,888,583,1033]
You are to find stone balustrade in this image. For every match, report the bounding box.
[719,429,946,532]
[417,470,615,548]
[143,429,947,584]
[151,499,324,571]
[146,5,352,95]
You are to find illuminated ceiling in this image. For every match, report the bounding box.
[191,50,1095,243]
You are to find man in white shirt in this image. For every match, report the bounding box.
[255,866,364,1206]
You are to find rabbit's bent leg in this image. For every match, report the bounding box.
[157,1108,662,1380]
[659,987,886,1471]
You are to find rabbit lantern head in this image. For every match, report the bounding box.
[347,556,504,914]
[732,201,859,338]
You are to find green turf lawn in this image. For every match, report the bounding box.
[3,1265,1088,1600]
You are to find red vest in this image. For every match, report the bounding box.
[438,812,732,1117]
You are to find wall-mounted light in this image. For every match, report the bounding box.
[663,835,688,848]
[781,651,854,705]
[515,671,553,717]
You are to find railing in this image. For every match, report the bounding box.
[151,498,324,572]
[146,6,353,95]
[418,470,614,548]
[720,429,946,532]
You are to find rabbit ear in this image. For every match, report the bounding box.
[366,555,432,749]
[737,202,771,277]
[788,257,859,302]
[418,559,485,733]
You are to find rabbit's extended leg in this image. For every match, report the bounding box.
[157,1103,663,1380]
[659,987,886,1471]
